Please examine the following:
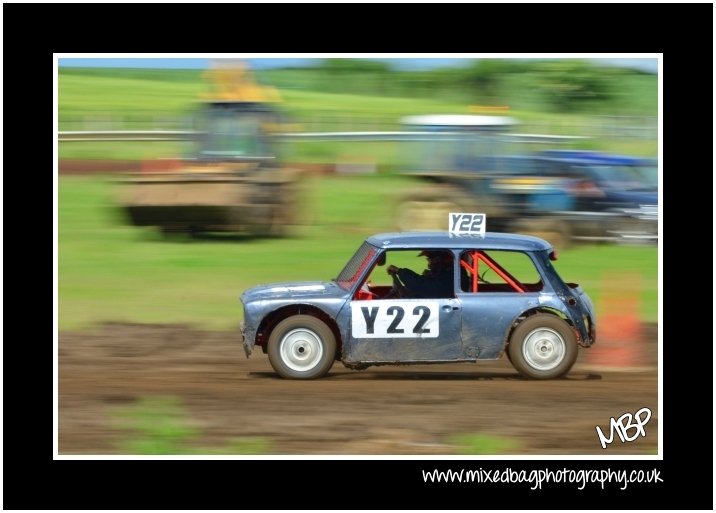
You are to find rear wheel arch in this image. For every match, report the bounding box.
[502,308,575,355]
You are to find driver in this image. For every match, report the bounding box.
[386,250,455,298]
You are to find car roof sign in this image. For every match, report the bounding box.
[449,213,486,236]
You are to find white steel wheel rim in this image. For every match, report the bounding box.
[521,327,566,371]
[280,328,324,372]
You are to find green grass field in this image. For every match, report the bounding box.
[58,67,658,162]
[58,174,658,331]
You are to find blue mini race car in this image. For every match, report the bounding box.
[240,217,596,380]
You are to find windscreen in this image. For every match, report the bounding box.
[335,242,376,291]
[585,165,650,191]
[195,105,275,159]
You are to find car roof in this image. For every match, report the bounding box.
[366,232,552,252]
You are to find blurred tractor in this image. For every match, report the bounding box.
[395,115,576,249]
[120,62,301,237]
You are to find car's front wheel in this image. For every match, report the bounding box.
[507,314,578,379]
[268,315,336,379]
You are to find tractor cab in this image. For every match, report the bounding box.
[400,114,524,176]
[192,101,282,164]
[395,115,576,242]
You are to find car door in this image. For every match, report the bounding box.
[342,297,463,363]
[457,249,547,359]
[458,294,534,359]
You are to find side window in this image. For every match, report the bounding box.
[459,250,543,293]
[354,249,457,300]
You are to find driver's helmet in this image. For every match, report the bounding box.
[418,250,453,269]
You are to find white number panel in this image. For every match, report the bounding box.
[351,300,439,339]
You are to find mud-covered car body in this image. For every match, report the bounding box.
[240,231,596,379]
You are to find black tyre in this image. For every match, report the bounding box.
[507,314,578,379]
[267,315,336,379]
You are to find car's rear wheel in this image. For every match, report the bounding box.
[268,315,336,379]
[507,314,577,379]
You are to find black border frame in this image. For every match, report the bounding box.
[4,3,712,510]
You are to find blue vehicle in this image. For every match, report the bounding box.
[240,229,596,380]
[529,150,658,243]
[394,116,657,247]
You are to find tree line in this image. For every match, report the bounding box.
[266,58,656,115]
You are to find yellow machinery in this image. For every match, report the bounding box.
[120,61,301,236]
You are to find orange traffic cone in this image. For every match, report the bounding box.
[582,272,651,371]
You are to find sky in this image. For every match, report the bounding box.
[57,56,659,74]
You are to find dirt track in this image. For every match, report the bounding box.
[59,322,658,456]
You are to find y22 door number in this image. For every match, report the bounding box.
[351,301,439,339]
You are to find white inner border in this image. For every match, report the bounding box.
[53,53,662,461]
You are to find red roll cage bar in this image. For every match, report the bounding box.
[460,250,526,293]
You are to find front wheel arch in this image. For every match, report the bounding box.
[256,304,342,357]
